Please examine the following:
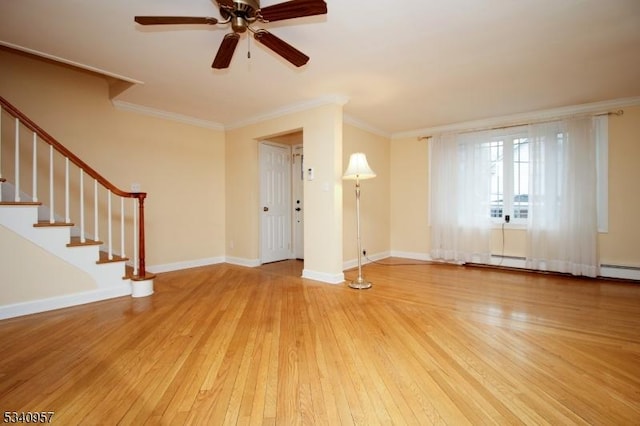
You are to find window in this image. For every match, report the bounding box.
[487,130,529,223]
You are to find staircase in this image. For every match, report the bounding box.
[0,96,154,320]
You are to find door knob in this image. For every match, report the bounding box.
[263,206,269,212]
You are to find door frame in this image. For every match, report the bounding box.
[292,144,304,260]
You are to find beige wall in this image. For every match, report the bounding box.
[390,136,430,257]
[390,106,640,268]
[343,124,390,261]
[0,48,226,268]
[599,106,640,266]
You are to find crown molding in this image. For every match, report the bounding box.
[1,41,143,85]
[225,94,350,130]
[343,114,391,138]
[112,100,225,131]
[392,96,640,140]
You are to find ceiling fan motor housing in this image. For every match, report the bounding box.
[220,0,260,33]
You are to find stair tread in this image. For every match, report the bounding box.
[34,221,74,227]
[67,237,103,247]
[97,251,129,264]
[0,201,42,206]
[123,265,156,281]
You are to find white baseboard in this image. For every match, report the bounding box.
[343,251,391,270]
[302,269,345,285]
[225,257,261,268]
[389,251,433,261]
[0,284,132,320]
[147,257,226,274]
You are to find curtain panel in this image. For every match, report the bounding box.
[429,133,493,264]
[526,117,599,277]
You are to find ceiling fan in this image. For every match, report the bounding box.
[134,0,327,69]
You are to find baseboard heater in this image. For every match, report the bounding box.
[484,256,640,282]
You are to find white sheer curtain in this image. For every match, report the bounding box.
[526,117,599,277]
[430,133,492,264]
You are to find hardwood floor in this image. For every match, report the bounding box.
[1,259,639,424]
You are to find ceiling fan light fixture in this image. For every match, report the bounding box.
[231,16,248,33]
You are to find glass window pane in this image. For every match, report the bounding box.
[488,140,503,218]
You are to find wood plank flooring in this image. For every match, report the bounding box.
[1,259,639,424]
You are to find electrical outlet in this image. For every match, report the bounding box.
[505,215,510,223]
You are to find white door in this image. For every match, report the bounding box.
[260,142,291,263]
[292,144,304,259]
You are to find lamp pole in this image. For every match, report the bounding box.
[350,176,371,289]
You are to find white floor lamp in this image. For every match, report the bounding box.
[343,152,376,289]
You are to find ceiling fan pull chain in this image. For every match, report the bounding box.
[248,33,251,59]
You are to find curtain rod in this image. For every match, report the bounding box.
[417,109,624,141]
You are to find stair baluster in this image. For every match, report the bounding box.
[0,95,152,280]
[14,118,20,202]
[80,170,85,243]
[32,132,38,202]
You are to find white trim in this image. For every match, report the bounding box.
[225,257,262,268]
[131,279,154,298]
[343,114,391,138]
[225,94,350,130]
[392,97,640,140]
[147,257,226,274]
[0,41,143,85]
[343,250,391,271]
[112,100,225,130]
[0,285,132,320]
[302,269,345,285]
[389,251,433,261]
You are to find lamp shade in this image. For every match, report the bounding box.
[343,152,376,180]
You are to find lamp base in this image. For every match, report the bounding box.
[348,278,372,290]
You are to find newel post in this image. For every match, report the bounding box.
[137,193,147,277]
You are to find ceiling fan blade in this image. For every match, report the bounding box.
[212,33,240,69]
[254,30,309,67]
[135,16,218,25]
[259,0,327,22]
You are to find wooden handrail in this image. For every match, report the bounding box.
[0,95,150,278]
[0,96,140,199]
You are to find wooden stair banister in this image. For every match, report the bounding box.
[0,95,151,280]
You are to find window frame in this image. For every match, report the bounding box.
[487,129,530,226]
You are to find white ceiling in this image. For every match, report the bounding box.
[1,0,639,136]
